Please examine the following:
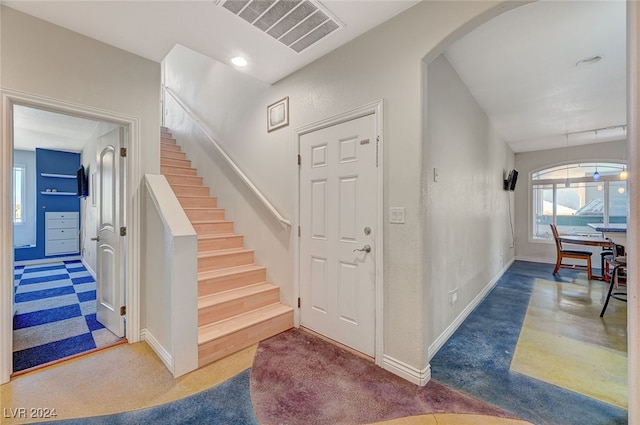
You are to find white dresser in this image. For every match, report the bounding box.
[45,212,79,256]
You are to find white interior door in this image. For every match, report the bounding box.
[95,127,125,337]
[299,113,377,356]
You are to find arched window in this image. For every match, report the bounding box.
[531,162,628,241]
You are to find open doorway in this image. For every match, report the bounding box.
[11,104,127,374]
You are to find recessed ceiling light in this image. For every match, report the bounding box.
[576,55,602,67]
[231,56,248,67]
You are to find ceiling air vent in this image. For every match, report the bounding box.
[219,0,343,53]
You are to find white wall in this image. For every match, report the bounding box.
[1,5,161,381]
[424,54,515,356]
[165,0,514,376]
[12,150,36,247]
[1,5,160,172]
[514,139,627,263]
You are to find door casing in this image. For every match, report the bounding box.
[0,90,142,383]
[294,100,384,365]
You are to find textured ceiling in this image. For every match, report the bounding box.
[3,0,419,84]
[13,105,101,152]
[6,1,627,154]
[445,0,627,152]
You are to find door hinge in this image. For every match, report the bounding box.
[376,135,380,168]
[120,227,127,236]
[297,154,301,167]
[120,306,126,316]
[297,297,301,308]
[298,226,301,237]
[120,147,127,158]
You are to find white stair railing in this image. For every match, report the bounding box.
[164,87,292,227]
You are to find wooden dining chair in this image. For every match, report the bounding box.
[550,224,593,280]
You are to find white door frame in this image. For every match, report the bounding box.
[0,89,142,384]
[294,100,384,365]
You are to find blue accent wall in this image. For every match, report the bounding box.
[15,149,81,261]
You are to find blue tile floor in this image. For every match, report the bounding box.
[13,260,122,372]
[430,261,628,425]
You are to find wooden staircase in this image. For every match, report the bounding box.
[160,127,293,368]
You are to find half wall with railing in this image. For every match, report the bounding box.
[142,174,198,377]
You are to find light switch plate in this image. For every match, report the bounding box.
[450,288,458,306]
[390,207,405,224]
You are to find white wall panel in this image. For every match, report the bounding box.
[310,257,328,313]
[311,180,327,239]
[339,177,358,243]
[340,138,358,163]
[312,145,328,167]
[338,261,359,325]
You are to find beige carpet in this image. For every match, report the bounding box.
[1,342,256,424]
[510,277,627,409]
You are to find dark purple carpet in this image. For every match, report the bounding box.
[250,328,518,425]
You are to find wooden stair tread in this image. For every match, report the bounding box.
[170,183,208,188]
[198,232,238,240]
[161,167,197,174]
[186,207,226,221]
[198,264,266,280]
[178,194,216,199]
[198,283,274,308]
[161,159,191,166]
[186,207,224,211]
[191,219,232,225]
[177,196,218,208]
[198,247,251,258]
[163,172,201,178]
[198,303,293,344]
[161,163,193,170]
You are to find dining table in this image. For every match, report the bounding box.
[557,234,612,248]
[588,223,627,247]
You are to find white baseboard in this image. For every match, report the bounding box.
[514,256,555,264]
[81,258,97,279]
[427,257,515,360]
[383,354,431,386]
[14,255,81,267]
[141,328,173,375]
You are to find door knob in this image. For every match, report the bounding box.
[91,236,101,242]
[353,244,371,253]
